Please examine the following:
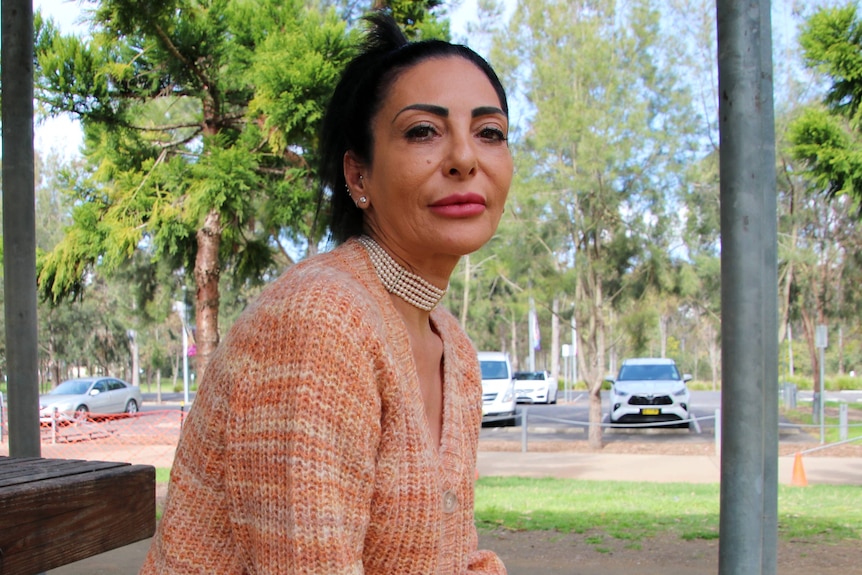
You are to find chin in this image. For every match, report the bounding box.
[442,230,496,256]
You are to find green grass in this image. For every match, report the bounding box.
[473,476,862,546]
[153,470,861,548]
[782,402,862,444]
[156,467,171,484]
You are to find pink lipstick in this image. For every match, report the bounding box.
[429,193,486,218]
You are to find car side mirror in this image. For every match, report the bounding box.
[683,374,693,383]
[89,389,101,396]
[603,375,615,384]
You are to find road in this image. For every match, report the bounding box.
[134,389,859,448]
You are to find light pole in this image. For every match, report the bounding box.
[815,325,827,444]
[173,301,190,406]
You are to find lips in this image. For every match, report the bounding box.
[429,193,487,218]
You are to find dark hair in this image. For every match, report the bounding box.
[317,11,509,244]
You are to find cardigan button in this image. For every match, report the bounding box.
[442,490,458,513]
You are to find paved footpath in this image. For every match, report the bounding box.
[47,450,860,575]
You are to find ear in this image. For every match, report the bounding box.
[343,151,367,197]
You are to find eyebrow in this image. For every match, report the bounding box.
[393,103,506,122]
[471,106,506,118]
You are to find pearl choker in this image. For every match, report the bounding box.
[358,235,447,312]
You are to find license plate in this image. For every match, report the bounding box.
[641,408,660,415]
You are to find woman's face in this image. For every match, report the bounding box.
[348,56,513,267]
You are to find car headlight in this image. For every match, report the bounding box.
[673,387,688,397]
[613,386,629,397]
[502,387,514,402]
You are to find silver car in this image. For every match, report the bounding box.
[39,377,143,421]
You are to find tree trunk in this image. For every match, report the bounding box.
[509,310,518,371]
[581,270,606,449]
[460,254,470,328]
[551,298,560,383]
[659,315,668,358]
[194,208,223,381]
[799,307,820,420]
[838,324,844,375]
[129,330,140,387]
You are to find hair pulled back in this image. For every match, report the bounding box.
[317,11,509,244]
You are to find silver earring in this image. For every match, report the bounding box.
[359,196,367,204]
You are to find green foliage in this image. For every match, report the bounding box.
[35,1,358,306]
[789,3,862,212]
[782,373,862,392]
[21,1,862,391]
[789,106,862,209]
[385,0,449,40]
[29,0,449,377]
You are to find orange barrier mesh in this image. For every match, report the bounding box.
[0,408,183,468]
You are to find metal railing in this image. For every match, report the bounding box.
[504,404,861,453]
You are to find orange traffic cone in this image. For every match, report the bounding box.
[791,453,808,487]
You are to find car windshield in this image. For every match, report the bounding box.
[617,364,680,381]
[480,361,509,379]
[514,372,544,380]
[49,379,92,395]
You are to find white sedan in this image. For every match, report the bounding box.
[513,371,558,404]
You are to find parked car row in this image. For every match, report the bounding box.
[476,353,693,430]
[39,377,143,422]
[478,352,563,427]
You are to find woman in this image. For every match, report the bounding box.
[141,12,512,574]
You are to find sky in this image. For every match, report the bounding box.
[33,0,89,160]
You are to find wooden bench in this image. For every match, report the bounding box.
[0,456,155,575]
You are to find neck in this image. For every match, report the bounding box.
[358,235,449,312]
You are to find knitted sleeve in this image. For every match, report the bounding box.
[141,267,383,574]
[223,279,383,574]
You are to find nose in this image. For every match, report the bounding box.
[446,132,478,178]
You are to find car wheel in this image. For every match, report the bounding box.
[74,405,89,420]
[124,399,139,414]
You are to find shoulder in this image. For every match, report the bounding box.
[220,242,382,358]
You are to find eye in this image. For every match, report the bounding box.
[405,123,438,141]
[478,126,507,142]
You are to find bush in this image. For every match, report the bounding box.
[831,374,862,391]
[783,374,813,391]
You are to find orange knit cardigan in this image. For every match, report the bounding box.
[140,239,506,574]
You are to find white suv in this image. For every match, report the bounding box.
[478,351,516,423]
[607,358,692,428]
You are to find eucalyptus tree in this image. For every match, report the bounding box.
[490,0,694,447]
[33,0,444,378]
[784,2,862,387]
